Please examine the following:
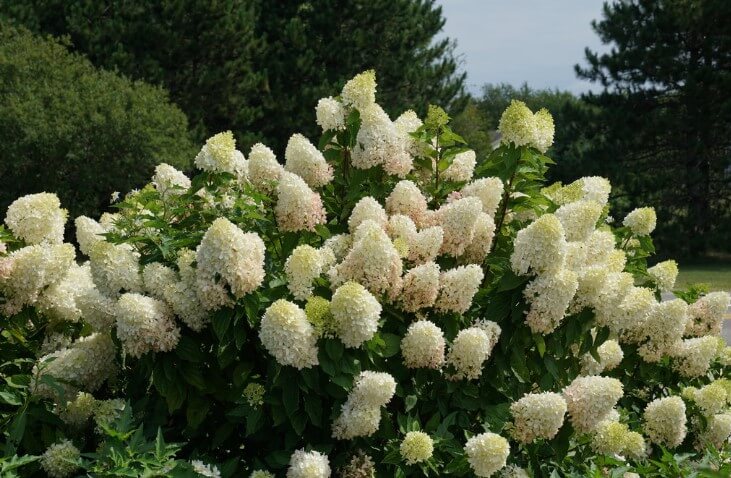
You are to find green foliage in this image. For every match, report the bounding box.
[576,0,731,256]
[82,405,193,477]
[1,0,467,150]
[0,23,196,221]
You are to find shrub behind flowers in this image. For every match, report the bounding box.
[1,72,730,477]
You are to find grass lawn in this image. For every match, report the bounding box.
[676,260,731,292]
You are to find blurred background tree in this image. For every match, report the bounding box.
[576,0,731,257]
[0,23,195,221]
[453,0,730,259]
[0,0,466,150]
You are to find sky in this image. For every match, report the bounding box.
[436,0,611,95]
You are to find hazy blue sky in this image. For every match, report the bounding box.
[436,0,610,95]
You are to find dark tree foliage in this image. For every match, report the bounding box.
[0,0,267,145]
[1,0,466,151]
[0,23,195,221]
[576,0,731,256]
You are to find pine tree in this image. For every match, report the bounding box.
[1,0,466,150]
[576,0,731,256]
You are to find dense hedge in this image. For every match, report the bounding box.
[0,71,730,478]
[0,23,195,221]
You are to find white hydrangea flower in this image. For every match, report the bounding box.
[436,264,484,315]
[582,272,635,333]
[510,214,567,276]
[89,241,142,298]
[259,299,319,369]
[332,371,396,439]
[580,339,624,375]
[40,332,72,355]
[581,177,612,206]
[76,286,117,332]
[510,392,567,443]
[285,133,333,188]
[637,299,689,362]
[533,108,555,153]
[351,104,412,177]
[330,282,382,348]
[146,251,206,332]
[401,320,445,369]
[192,460,221,478]
[583,229,617,266]
[5,192,67,245]
[461,177,504,217]
[40,439,80,478]
[152,163,191,198]
[554,200,603,242]
[276,171,327,232]
[464,432,510,478]
[331,224,402,300]
[231,149,249,182]
[341,70,376,111]
[591,420,646,459]
[0,243,75,315]
[563,242,588,272]
[684,381,729,417]
[195,218,265,310]
[141,262,177,301]
[461,213,496,264]
[38,262,95,323]
[35,333,117,399]
[439,197,483,257]
[116,293,180,358]
[322,234,352,262]
[316,97,346,131]
[251,471,275,478]
[285,245,332,301]
[563,376,624,433]
[447,326,494,380]
[286,449,331,478]
[332,403,382,440]
[393,110,423,156]
[400,262,440,312]
[408,226,444,265]
[385,180,429,226]
[58,391,96,428]
[523,268,578,334]
[387,214,417,244]
[248,142,283,191]
[672,336,719,378]
[685,291,731,337]
[623,207,656,236]
[348,196,388,232]
[647,260,678,292]
[581,272,642,334]
[499,100,537,148]
[643,396,686,448]
[699,413,731,450]
[75,216,107,256]
[443,149,476,182]
[194,131,240,173]
[475,319,502,345]
[615,286,657,342]
[498,465,531,478]
[400,431,434,465]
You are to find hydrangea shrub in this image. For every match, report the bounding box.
[1,71,730,477]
